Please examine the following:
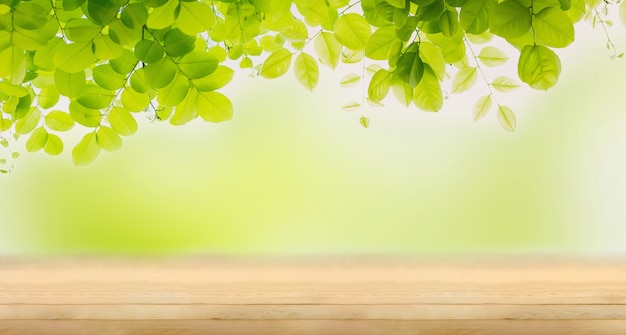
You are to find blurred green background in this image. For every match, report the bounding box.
[1,25,626,256]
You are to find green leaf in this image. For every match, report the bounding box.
[45,110,75,131]
[314,32,341,69]
[15,108,41,135]
[92,64,126,90]
[341,101,361,111]
[0,117,12,132]
[477,46,508,67]
[489,0,531,38]
[472,94,492,121]
[532,7,575,48]
[171,88,198,125]
[620,0,626,27]
[72,132,100,166]
[390,72,413,107]
[129,68,149,93]
[43,133,63,156]
[368,69,391,102]
[163,28,195,57]
[192,66,235,91]
[294,52,319,91]
[177,1,215,35]
[146,0,179,29]
[33,36,63,70]
[69,101,102,127]
[396,50,424,88]
[0,82,29,97]
[460,0,495,34]
[108,107,138,136]
[497,105,516,131]
[64,0,86,11]
[121,87,151,112]
[87,0,124,25]
[177,51,219,79]
[76,84,116,109]
[65,18,101,42]
[96,126,123,151]
[110,49,138,75]
[144,57,178,89]
[120,3,149,29]
[340,73,361,87]
[365,26,401,60]
[419,42,446,80]
[13,2,48,30]
[157,72,190,107]
[439,9,459,37]
[53,42,96,73]
[451,66,477,93]
[490,76,519,92]
[25,127,48,153]
[359,116,370,128]
[518,44,561,90]
[37,85,60,109]
[333,13,372,50]
[134,39,164,64]
[413,65,442,112]
[261,48,293,79]
[0,46,26,85]
[54,68,85,98]
[196,91,233,123]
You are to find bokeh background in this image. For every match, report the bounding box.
[1,22,626,256]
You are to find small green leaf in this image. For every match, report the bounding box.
[314,32,341,69]
[45,110,75,131]
[294,52,319,91]
[489,0,531,38]
[472,94,492,121]
[177,1,215,35]
[69,101,102,127]
[451,66,478,93]
[37,85,59,109]
[0,82,29,97]
[53,42,96,73]
[477,46,508,67]
[396,51,424,88]
[13,2,48,30]
[54,68,85,98]
[390,73,413,107]
[163,28,195,57]
[0,118,12,132]
[368,69,391,102]
[439,9,459,37]
[92,64,127,91]
[108,107,138,136]
[96,126,123,151]
[413,65,443,112]
[490,76,520,92]
[518,44,561,90]
[121,87,151,112]
[157,72,190,107]
[532,7,575,48]
[497,105,516,131]
[359,116,370,128]
[460,0,496,34]
[120,3,148,29]
[192,66,235,91]
[261,48,293,79]
[146,0,178,29]
[134,39,164,64]
[44,133,63,156]
[25,127,48,153]
[365,25,401,60]
[144,58,178,89]
[76,85,116,109]
[339,73,361,87]
[15,108,41,135]
[110,49,138,75]
[196,91,233,123]
[341,101,361,111]
[72,132,101,166]
[177,51,219,79]
[333,13,372,50]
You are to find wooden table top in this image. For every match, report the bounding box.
[1,257,625,334]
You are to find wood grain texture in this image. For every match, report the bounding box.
[1,258,625,334]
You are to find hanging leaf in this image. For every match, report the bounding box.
[333,13,372,50]
[44,134,64,156]
[96,126,123,151]
[108,107,138,136]
[72,132,101,166]
[340,73,361,87]
[413,65,443,112]
[472,95,492,121]
[518,44,561,90]
[45,111,75,131]
[477,46,508,67]
[25,127,48,153]
[497,105,516,131]
[490,76,520,92]
[488,0,531,38]
[261,48,293,79]
[364,25,401,60]
[359,116,370,128]
[196,91,233,123]
[451,66,478,93]
[341,101,361,111]
[368,69,392,102]
[294,52,319,91]
[532,7,575,48]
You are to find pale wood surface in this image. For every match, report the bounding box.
[1,258,625,334]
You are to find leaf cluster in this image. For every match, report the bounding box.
[0,0,622,166]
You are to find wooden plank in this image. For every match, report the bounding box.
[1,258,625,334]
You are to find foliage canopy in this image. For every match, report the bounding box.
[0,0,624,168]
